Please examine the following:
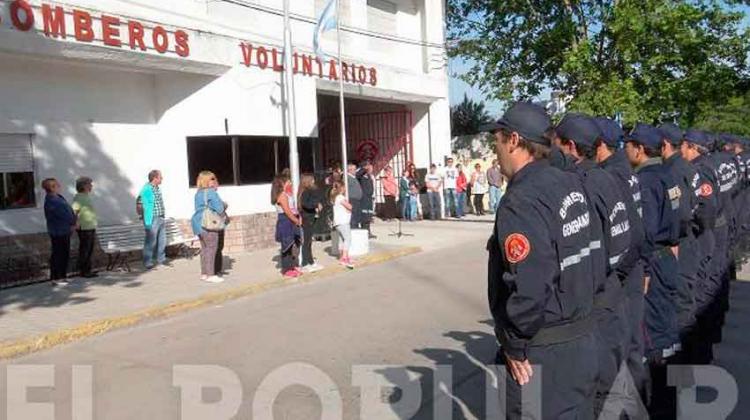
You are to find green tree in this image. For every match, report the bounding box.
[447,0,750,126]
[694,91,750,136]
[451,94,493,136]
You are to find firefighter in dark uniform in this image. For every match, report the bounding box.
[731,136,750,236]
[707,133,738,350]
[738,138,750,234]
[657,123,701,351]
[593,117,648,398]
[680,129,719,365]
[623,123,682,416]
[552,114,635,417]
[485,102,599,420]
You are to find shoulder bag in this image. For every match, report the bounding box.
[201,190,226,231]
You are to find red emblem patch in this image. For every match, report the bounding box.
[504,233,531,264]
[700,183,713,197]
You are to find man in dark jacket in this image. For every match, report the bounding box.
[43,178,77,286]
[485,102,599,420]
[625,124,683,418]
[553,114,637,417]
[346,163,363,229]
[357,161,376,238]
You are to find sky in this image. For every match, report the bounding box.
[448,4,750,118]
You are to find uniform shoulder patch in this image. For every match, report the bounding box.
[699,183,713,197]
[667,186,682,201]
[504,233,531,264]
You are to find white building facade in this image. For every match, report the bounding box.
[0,0,450,271]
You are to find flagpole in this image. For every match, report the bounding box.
[282,0,300,198]
[335,0,349,199]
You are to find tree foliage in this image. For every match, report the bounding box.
[447,0,750,127]
[694,91,750,136]
[450,94,494,151]
[450,94,493,136]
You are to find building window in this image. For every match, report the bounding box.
[187,136,316,187]
[0,134,36,210]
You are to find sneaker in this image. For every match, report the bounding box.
[301,264,318,273]
[204,275,225,283]
[339,259,355,269]
[309,263,324,272]
[52,280,69,286]
[283,270,301,278]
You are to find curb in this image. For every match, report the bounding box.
[0,246,422,360]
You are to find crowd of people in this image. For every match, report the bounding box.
[376,158,508,221]
[42,170,177,286]
[42,155,508,284]
[486,102,750,419]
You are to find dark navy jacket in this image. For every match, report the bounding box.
[690,155,719,237]
[663,154,697,240]
[635,158,681,272]
[552,155,632,308]
[44,194,76,237]
[711,151,738,230]
[599,151,646,285]
[488,160,597,360]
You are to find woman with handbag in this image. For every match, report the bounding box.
[191,171,228,283]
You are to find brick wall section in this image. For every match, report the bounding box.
[0,212,277,288]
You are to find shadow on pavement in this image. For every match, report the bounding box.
[376,278,750,420]
[377,321,498,420]
[714,280,750,420]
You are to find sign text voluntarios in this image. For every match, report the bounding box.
[240,43,378,87]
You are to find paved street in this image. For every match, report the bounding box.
[1,222,749,419]
[0,222,496,419]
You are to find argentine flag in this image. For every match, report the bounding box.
[314,0,337,60]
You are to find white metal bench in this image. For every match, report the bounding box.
[97,218,198,272]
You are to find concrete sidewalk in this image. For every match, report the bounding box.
[0,219,493,358]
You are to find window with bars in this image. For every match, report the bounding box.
[186,136,316,187]
[0,134,36,210]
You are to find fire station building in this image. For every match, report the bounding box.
[0,0,450,280]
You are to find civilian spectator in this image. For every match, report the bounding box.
[407,162,417,180]
[72,177,98,278]
[191,171,227,283]
[299,173,324,273]
[346,163,363,228]
[326,163,343,185]
[399,169,411,220]
[470,163,487,215]
[408,180,419,220]
[487,159,503,213]
[139,170,167,270]
[330,181,355,269]
[424,164,442,220]
[43,178,77,286]
[443,158,459,217]
[380,166,398,220]
[272,174,303,278]
[358,161,376,238]
[456,164,468,218]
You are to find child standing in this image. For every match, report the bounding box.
[330,181,355,269]
[408,181,419,221]
[399,169,411,220]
